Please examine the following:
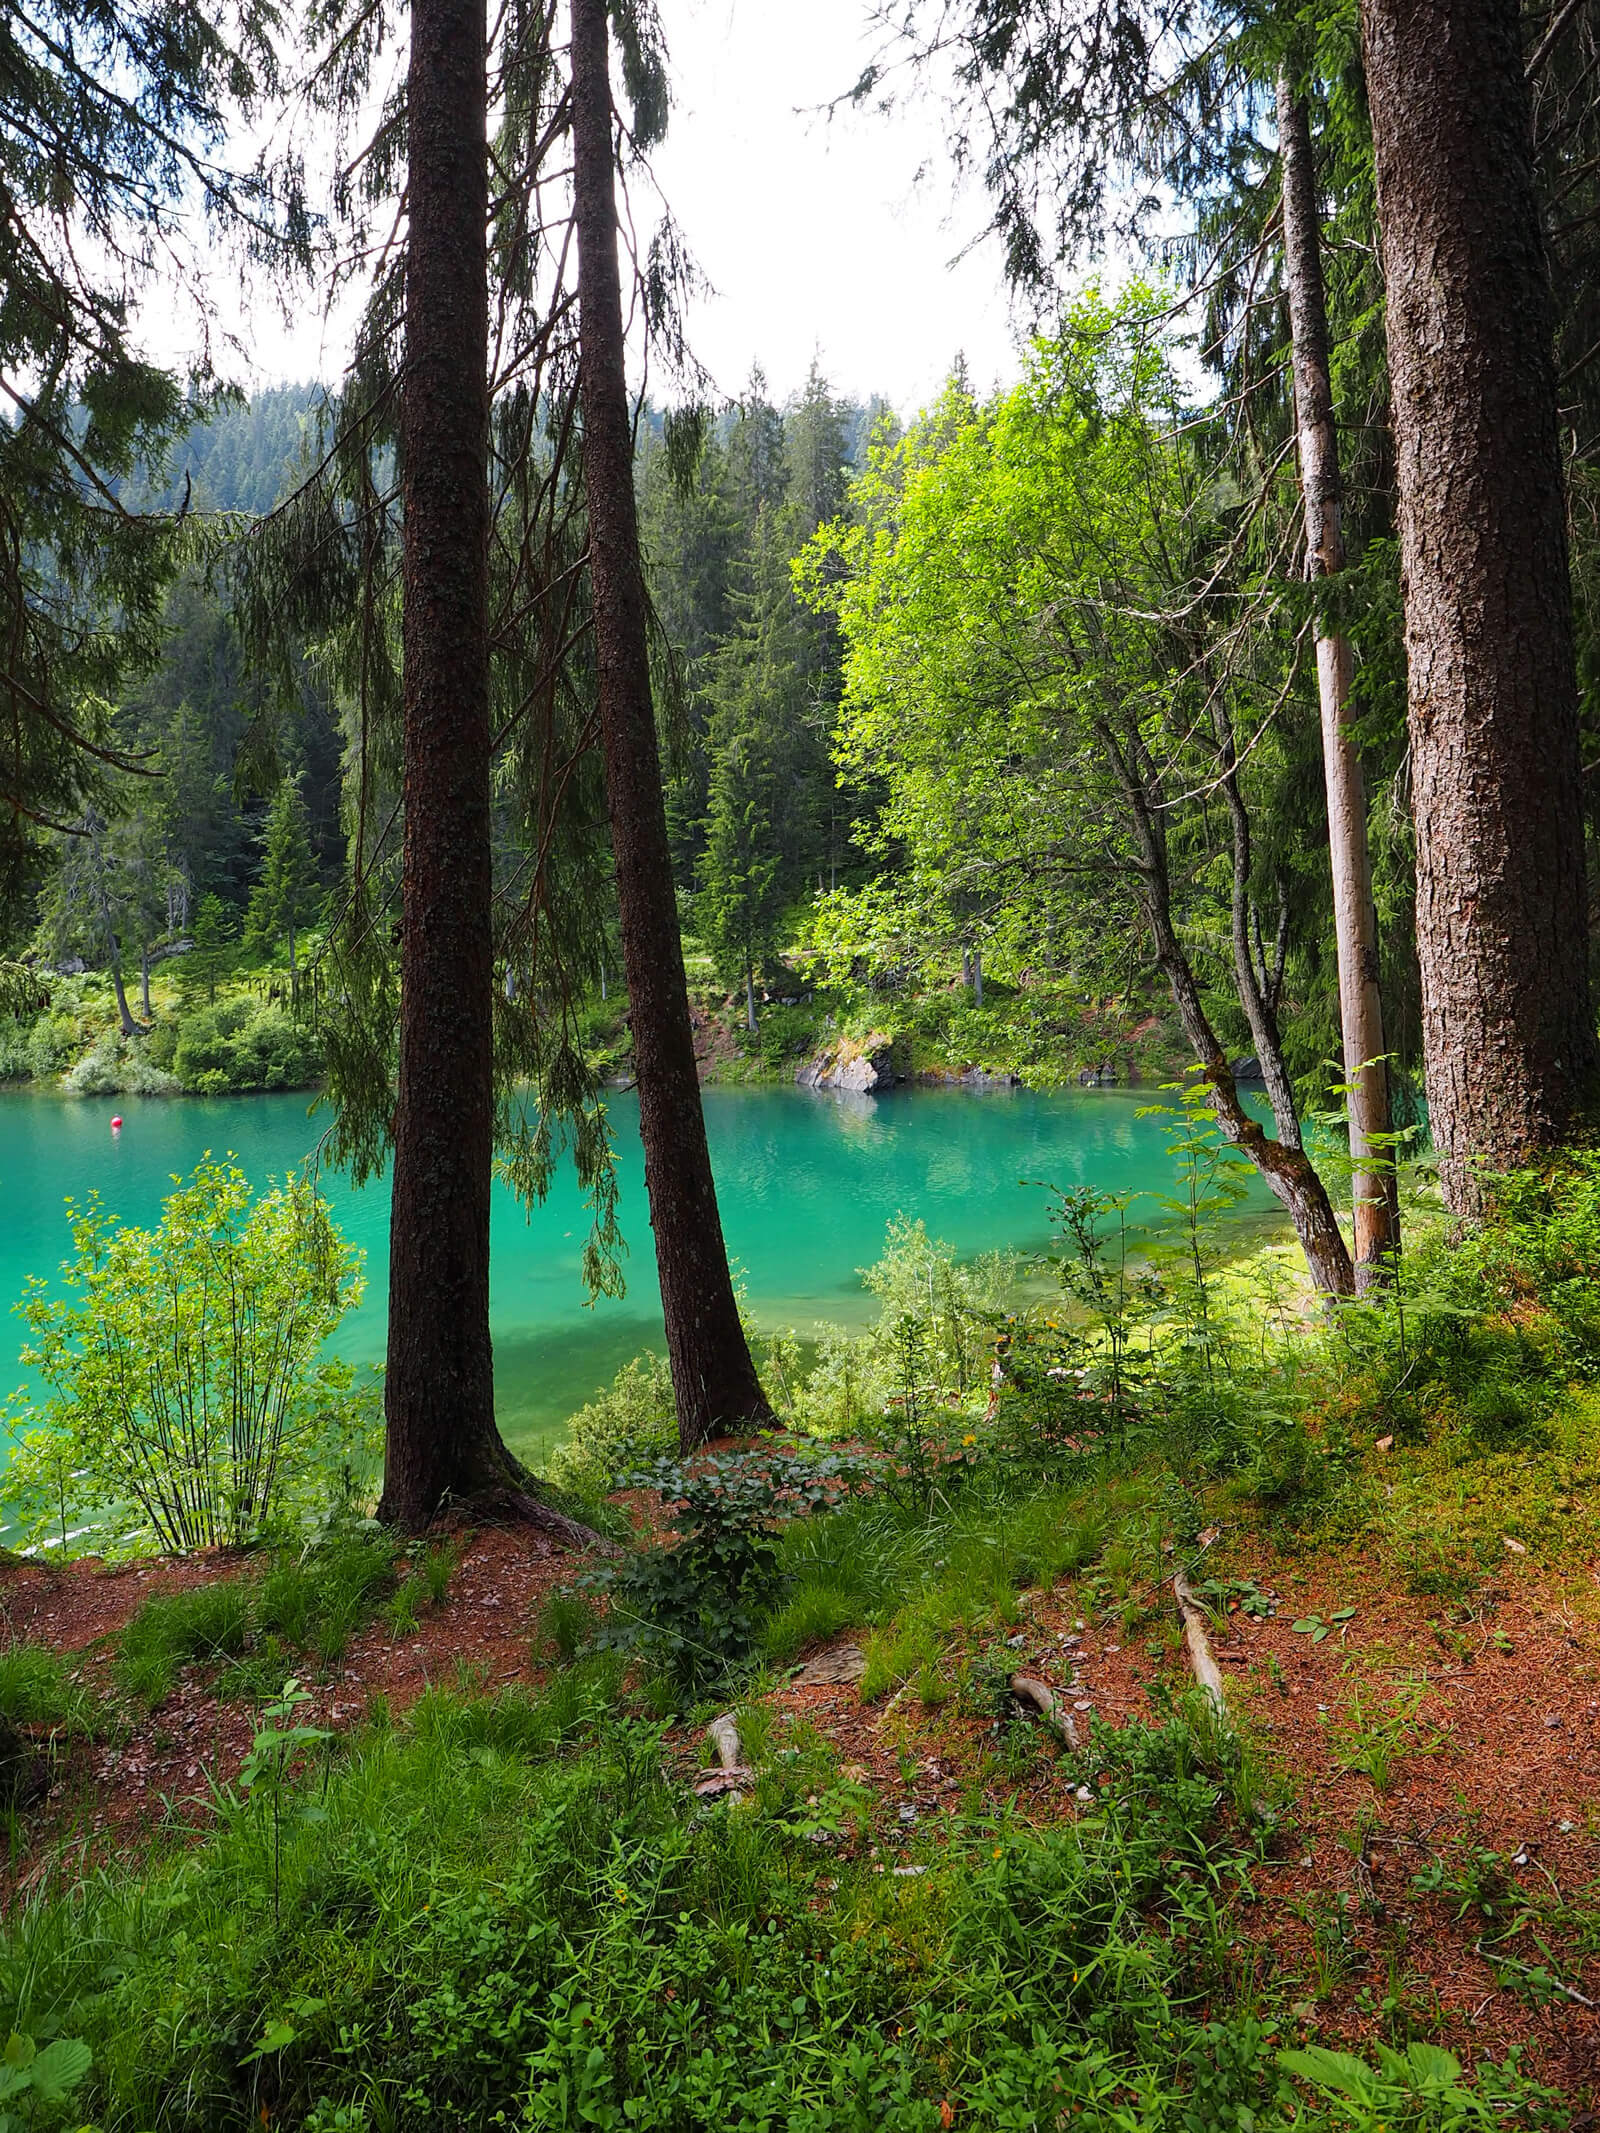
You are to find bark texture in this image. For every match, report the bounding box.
[1277,72,1398,1285]
[571,0,773,1448]
[381,0,510,1528]
[1363,0,1594,1209]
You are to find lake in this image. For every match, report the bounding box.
[0,1082,1284,1464]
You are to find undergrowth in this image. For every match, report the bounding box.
[0,1676,1565,2131]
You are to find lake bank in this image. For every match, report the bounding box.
[0,1082,1289,1466]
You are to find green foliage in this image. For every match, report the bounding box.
[545,1350,678,1495]
[170,996,322,1093]
[0,1645,99,1738]
[0,1668,1561,2132]
[175,895,236,1007]
[115,1528,400,1706]
[1278,2041,1555,2130]
[590,1447,859,1685]
[11,1159,372,1555]
[244,778,319,969]
[117,1583,253,1705]
[0,2031,93,2130]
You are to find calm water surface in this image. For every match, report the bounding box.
[0,1083,1282,1463]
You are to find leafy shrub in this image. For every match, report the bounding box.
[546,1350,677,1495]
[590,1447,857,1684]
[59,1034,180,1097]
[11,1159,373,1555]
[172,999,321,1093]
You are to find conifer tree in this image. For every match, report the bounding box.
[0,2,291,908]
[1362,0,1594,1204]
[572,0,773,1447]
[245,778,318,986]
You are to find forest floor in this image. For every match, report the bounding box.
[5,1472,1598,2104]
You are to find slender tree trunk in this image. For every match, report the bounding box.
[140,941,152,1022]
[972,950,983,1007]
[1362,0,1594,1210]
[85,815,140,1037]
[1278,72,1399,1284]
[745,960,757,1034]
[1100,717,1357,1297]
[379,0,519,1527]
[571,0,772,1448]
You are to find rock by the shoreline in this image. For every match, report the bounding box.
[797,1035,897,1093]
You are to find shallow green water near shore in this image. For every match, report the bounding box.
[0,1082,1283,1465]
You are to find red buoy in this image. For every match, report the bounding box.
[110,1116,123,1131]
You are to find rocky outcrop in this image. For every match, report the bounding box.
[796,1034,897,1093]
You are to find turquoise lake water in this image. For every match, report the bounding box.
[0,1083,1283,1464]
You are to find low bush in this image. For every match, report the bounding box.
[545,1349,677,1495]
[10,1159,374,1557]
[590,1446,859,1685]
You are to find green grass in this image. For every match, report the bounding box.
[0,1643,101,1735]
[0,1671,1564,2131]
[116,1583,251,1705]
[115,1530,402,1707]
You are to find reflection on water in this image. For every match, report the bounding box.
[0,1081,1285,1460]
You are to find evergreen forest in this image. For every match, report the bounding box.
[2,0,1600,2125]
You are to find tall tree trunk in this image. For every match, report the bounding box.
[571,0,772,1449]
[141,941,152,1022]
[1362,0,1594,1211]
[745,960,757,1034]
[380,0,513,1527]
[1278,72,1399,1285]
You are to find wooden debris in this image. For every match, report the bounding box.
[1009,1672,1080,1751]
[1173,1568,1227,1715]
[793,1644,867,1688]
[707,1712,741,1770]
[691,1711,751,1798]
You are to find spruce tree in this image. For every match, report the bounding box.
[1363,0,1594,1204]
[0,3,290,907]
[571,0,773,1449]
[245,779,318,985]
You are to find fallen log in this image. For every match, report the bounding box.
[1173,1567,1227,1715]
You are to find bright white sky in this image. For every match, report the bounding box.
[645,0,1024,413]
[190,0,1028,422]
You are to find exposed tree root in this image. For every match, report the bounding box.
[1010,1672,1080,1751]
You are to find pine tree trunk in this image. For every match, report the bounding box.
[1278,73,1398,1284]
[745,961,757,1034]
[571,0,772,1449]
[1362,0,1594,1210]
[140,941,152,1022]
[380,0,513,1527]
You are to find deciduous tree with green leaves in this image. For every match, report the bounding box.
[801,294,1355,1294]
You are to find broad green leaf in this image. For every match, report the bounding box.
[27,2038,91,2102]
[1277,2046,1382,2102]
